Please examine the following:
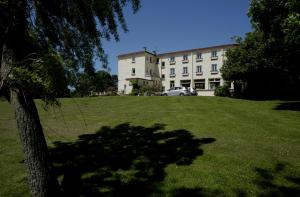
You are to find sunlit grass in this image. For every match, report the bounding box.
[1,97,299,196]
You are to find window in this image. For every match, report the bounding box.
[196,52,202,59]
[183,67,188,74]
[170,81,175,88]
[180,80,191,87]
[183,54,188,60]
[211,64,218,72]
[149,57,152,63]
[131,68,135,75]
[209,78,220,90]
[196,65,202,73]
[161,61,165,68]
[149,69,152,75]
[211,51,217,57]
[170,56,175,64]
[162,74,165,80]
[156,58,159,64]
[170,68,175,75]
[194,79,205,90]
[132,57,136,63]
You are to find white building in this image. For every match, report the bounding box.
[118,44,235,96]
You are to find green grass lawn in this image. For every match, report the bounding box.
[1,97,300,196]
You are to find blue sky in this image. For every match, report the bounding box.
[100,0,252,74]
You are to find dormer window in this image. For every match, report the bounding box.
[183,54,188,60]
[211,51,218,60]
[211,51,217,57]
[170,56,176,65]
[196,52,203,62]
[197,52,202,59]
[182,54,189,63]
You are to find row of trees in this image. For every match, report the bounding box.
[221,0,300,99]
[70,70,118,96]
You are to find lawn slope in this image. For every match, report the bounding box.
[0,97,300,196]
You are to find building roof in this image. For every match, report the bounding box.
[118,50,156,58]
[117,44,236,59]
[157,44,236,57]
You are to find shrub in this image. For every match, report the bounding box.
[215,85,230,97]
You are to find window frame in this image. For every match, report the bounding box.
[183,67,188,74]
[211,64,218,72]
[196,65,202,73]
[196,52,202,59]
[211,51,217,57]
[170,68,175,75]
[131,68,136,75]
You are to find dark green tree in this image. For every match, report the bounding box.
[95,70,114,93]
[0,0,140,196]
[70,70,115,96]
[222,0,300,98]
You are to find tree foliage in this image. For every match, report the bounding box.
[0,0,140,195]
[0,0,140,101]
[70,70,116,97]
[222,0,300,98]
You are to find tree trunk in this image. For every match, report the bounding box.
[2,44,60,196]
[10,88,61,196]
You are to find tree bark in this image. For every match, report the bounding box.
[10,88,61,197]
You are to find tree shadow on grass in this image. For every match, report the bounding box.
[49,123,215,196]
[274,102,300,111]
[254,163,300,197]
[168,163,300,197]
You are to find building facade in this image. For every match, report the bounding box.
[118,44,234,96]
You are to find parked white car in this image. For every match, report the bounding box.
[162,87,191,96]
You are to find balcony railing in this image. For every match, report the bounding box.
[210,56,218,60]
[170,61,176,65]
[195,58,203,62]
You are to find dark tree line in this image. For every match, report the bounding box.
[221,0,300,99]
